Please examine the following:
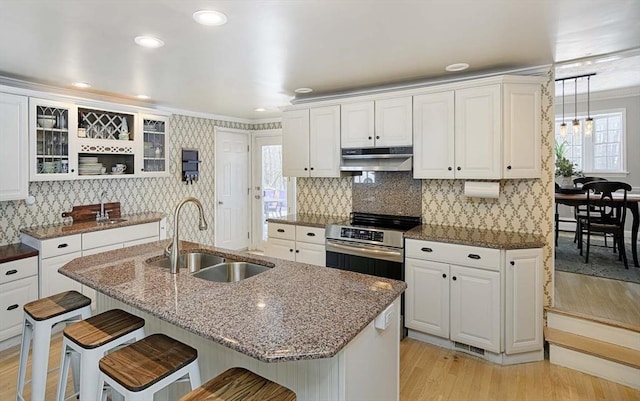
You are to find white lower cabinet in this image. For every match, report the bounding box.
[0,256,38,341]
[405,238,542,363]
[265,223,326,266]
[21,219,165,301]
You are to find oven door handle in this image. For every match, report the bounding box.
[326,239,403,263]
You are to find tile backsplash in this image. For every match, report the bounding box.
[352,171,421,216]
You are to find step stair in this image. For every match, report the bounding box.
[545,308,640,390]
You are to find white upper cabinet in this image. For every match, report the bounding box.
[341,101,375,148]
[413,77,543,180]
[0,92,28,201]
[413,91,455,179]
[136,113,170,177]
[282,106,340,178]
[503,83,542,178]
[454,84,502,179]
[282,109,310,177]
[374,97,413,147]
[340,97,412,149]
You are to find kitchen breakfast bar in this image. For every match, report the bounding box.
[58,240,404,401]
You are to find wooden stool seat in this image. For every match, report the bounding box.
[180,367,296,401]
[99,333,198,392]
[23,290,91,321]
[63,308,145,349]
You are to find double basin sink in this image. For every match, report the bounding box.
[147,252,270,283]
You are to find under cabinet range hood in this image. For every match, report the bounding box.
[340,146,413,172]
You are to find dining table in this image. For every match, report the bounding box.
[555,191,640,267]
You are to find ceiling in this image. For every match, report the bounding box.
[0,0,639,120]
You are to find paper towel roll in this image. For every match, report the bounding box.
[464,181,500,199]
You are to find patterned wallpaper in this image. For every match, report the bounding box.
[296,69,556,306]
[0,115,273,247]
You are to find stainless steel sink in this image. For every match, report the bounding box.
[192,262,271,283]
[104,218,128,224]
[147,252,226,271]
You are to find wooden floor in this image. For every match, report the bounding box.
[2,332,639,401]
[554,269,640,329]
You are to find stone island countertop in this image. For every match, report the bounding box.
[266,214,347,228]
[58,240,405,363]
[20,212,166,240]
[404,224,546,249]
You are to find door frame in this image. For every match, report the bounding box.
[251,129,295,250]
[214,127,251,249]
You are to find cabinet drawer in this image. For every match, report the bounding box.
[268,223,296,240]
[83,222,159,250]
[40,235,82,258]
[295,225,325,245]
[0,256,38,284]
[406,239,500,271]
[0,276,38,341]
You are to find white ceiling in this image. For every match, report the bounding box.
[1,0,639,119]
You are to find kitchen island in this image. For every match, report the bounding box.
[59,240,404,401]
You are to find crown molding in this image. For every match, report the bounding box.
[555,86,640,103]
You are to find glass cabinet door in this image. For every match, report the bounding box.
[141,116,168,175]
[30,99,76,181]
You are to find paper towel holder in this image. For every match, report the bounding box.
[463,181,500,199]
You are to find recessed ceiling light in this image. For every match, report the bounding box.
[254,107,266,112]
[294,87,313,94]
[193,10,228,26]
[72,82,91,89]
[445,63,470,72]
[134,35,165,49]
[136,94,150,100]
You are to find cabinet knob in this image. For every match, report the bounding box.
[507,165,512,170]
[510,261,515,266]
[442,273,447,278]
[448,167,452,171]
[289,249,294,252]
[310,167,314,171]
[376,136,380,139]
[304,167,308,171]
[368,136,372,140]
[141,168,144,171]
[452,276,457,281]
[457,166,461,171]
[295,249,299,253]
[71,169,75,173]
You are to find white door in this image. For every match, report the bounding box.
[252,133,293,251]
[341,101,375,148]
[405,258,450,338]
[215,129,249,250]
[282,109,310,177]
[413,91,455,179]
[374,96,413,147]
[309,105,341,177]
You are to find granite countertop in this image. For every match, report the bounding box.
[20,212,166,240]
[267,213,347,228]
[59,240,405,363]
[404,224,546,249]
[0,243,38,264]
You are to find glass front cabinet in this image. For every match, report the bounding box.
[29,98,170,181]
[29,99,77,181]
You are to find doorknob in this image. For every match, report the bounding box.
[218,201,223,205]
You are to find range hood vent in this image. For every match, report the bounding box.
[340,147,413,172]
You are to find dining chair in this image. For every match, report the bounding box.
[578,181,632,269]
[573,177,610,247]
[554,183,577,246]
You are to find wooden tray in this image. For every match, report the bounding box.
[61,202,121,222]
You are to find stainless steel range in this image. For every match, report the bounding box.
[325,212,421,339]
[325,212,421,279]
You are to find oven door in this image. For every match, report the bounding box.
[325,238,403,277]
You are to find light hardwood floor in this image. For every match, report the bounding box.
[2,332,638,401]
[554,270,640,329]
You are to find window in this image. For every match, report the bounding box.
[554,109,626,174]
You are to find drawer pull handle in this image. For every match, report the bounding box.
[306,232,316,237]
[421,247,433,253]
[7,304,19,311]
[277,229,285,233]
[467,254,481,260]
[57,243,69,249]
[5,269,18,275]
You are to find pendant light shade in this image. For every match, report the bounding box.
[585,75,594,136]
[572,78,580,135]
[560,80,567,137]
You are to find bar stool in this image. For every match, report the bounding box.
[179,367,296,401]
[97,333,201,401]
[56,309,145,401]
[16,290,92,401]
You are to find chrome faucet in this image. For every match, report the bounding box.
[96,191,109,222]
[167,197,208,274]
